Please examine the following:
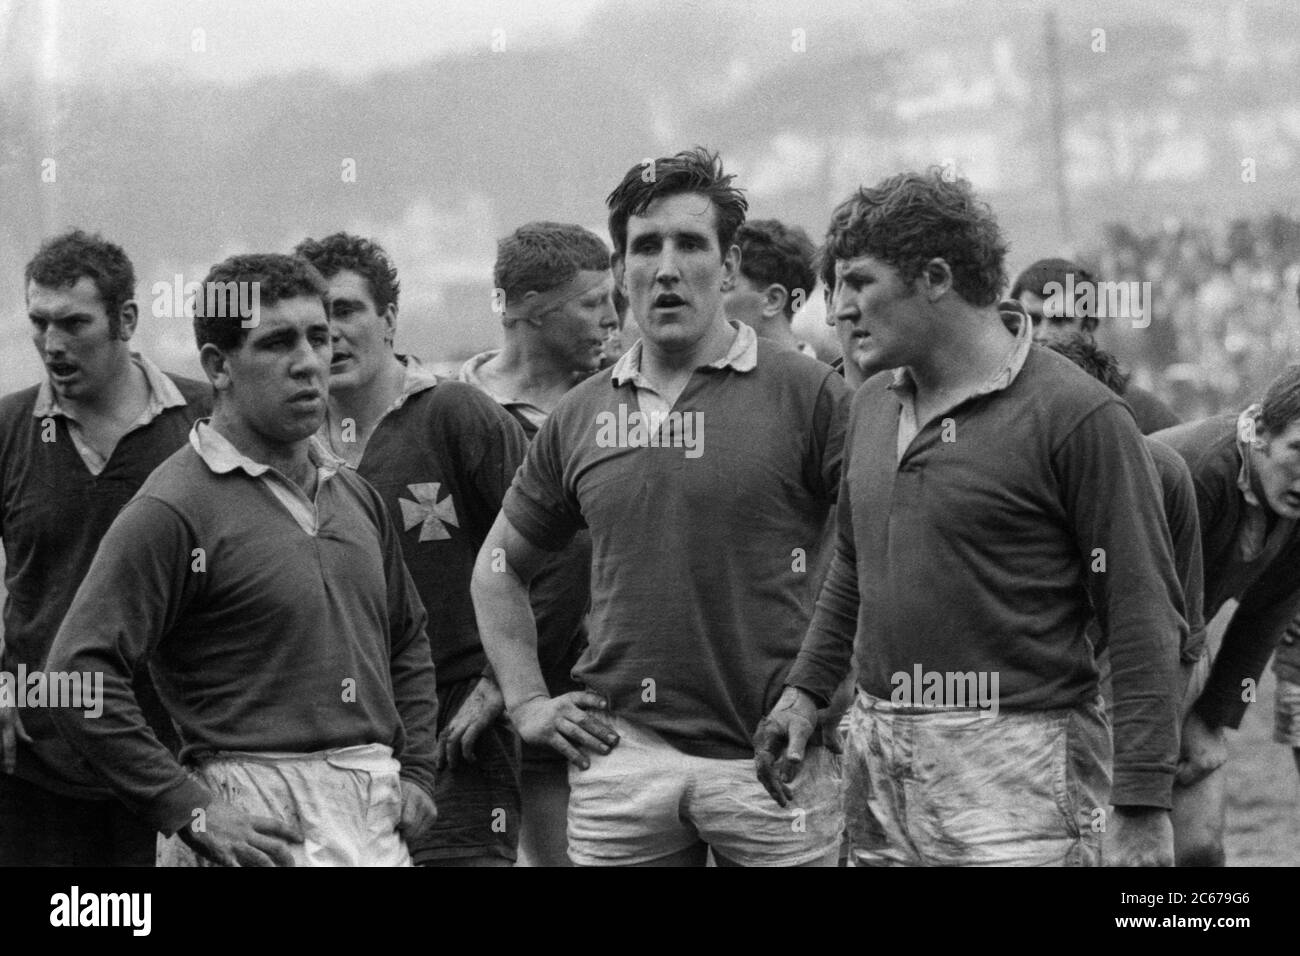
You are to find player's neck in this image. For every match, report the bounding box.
[641,312,735,382]
[208,409,315,492]
[907,308,1016,399]
[756,316,798,351]
[328,355,407,432]
[493,336,581,403]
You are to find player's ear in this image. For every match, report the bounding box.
[920,257,953,301]
[612,255,627,295]
[721,243,740,290]
[518,290,545,328]
[199,342,233,392]
[116,300,139,342]
[382,302,398,347]
[762,283,789,319]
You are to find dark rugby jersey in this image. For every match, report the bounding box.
[1154,414,1300,727]
[790,344,1186,808]
[503,323,851,759]
[46,426,439,833]
[0,360,210,798]
[349,358,528,688]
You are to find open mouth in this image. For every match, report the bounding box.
[653,293,686,309]
[330,352,351,369]
[47,362,78,378]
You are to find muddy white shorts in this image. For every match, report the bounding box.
[157,742,412,867]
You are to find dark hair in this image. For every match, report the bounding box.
[1260,365,1300,436]
[25,229,135,336]
[1046,334,1128,395]
[734,219,816,319]
[193,253,329,352]
[1011,257,1100,333]
[493,222,610,307]
[606,146,748,258]
[824,168,1007,308]
[293,232,400,315]
[817,196,861,296]
[815,243,837,295]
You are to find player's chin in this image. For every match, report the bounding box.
[853,341,888,371]
[1272,494,1300,519]
[279,411,325,441]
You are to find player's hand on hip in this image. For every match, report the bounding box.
[1175,710,1227,786]
[753,686,819,807]
[0,700,32,775]
[179,798,305,867]
[397,779,438,841]
[435,674,505,770]
[1105,807,1174,867]
[509,691,618,770]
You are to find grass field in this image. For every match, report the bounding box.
[1226,664,1299,865]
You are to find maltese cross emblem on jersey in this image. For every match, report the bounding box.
[399,482,459,542]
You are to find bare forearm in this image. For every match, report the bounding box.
[471,559,549,711]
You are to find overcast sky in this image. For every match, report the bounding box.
[1,0,610,84]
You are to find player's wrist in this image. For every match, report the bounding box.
[506,690,549,719]
[780,684,822,713]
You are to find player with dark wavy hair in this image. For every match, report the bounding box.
[759,170,1186,867]
[293,232,400,317]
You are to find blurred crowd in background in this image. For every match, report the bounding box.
[1094,213,1300,420]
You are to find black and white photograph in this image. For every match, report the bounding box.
[0,0,1294,935]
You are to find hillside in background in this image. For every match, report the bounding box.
[4,0,1300,382]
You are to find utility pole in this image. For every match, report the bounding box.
[1045,8,1073,249]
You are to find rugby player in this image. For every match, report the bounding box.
[1012,257,1180,434]
[1153,364,1300,866]
[47,253,439,867]
[722,219,818,357]
[459,222,614,866]
[473,147,852,866]
[0,230,210,866]
[757,170,1187,867]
